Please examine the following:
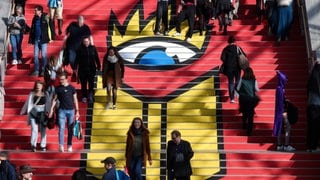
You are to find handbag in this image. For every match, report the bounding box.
[29,96,41,119]
[73,119,83,140]
[237,46,249,69]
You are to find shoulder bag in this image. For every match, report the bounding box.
[237,46,249,69]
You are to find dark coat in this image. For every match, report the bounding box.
[102,54,125,89]
[167,139,194,178]
[0,160,16,180]
[75,44,101,74]
[125,129,152,168]
[220,44,242,74]
[28,13,55,44]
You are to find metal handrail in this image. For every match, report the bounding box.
[297,0,315,73]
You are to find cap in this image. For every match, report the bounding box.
[20,164,35,174]
[101,157,116,164]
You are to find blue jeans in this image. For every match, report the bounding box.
[226,70,240,100]
[68,49,77,70]
[58,109,74,146]
[10,33,23,60]
[34,40,48,72]
[129,156,143,180]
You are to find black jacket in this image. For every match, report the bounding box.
[75,45,101,74]
[28,13,55,44]
[221,44,244,73]
[167,139,194,177]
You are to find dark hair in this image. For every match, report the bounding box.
[103,46,124,64]
[242,67,256,80]
[72,169,88,180]
[32,80,45,92]
[171,130,181,137]
[58,71,68,79]
[34,5,43,13]
[0,151,9,159]
[228,35,235,44]
[127,117,149,134]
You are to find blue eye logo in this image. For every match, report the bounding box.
[117,37,200,70]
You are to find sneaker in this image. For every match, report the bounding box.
[17,59,22,64]
[173,32,181,37]
[40,147,46,152]
[105,102,111,109]
[112,105,117,110]
[230,99,235,103]
[276,145,284,151]
[39,71,44,76]
[186,38,191,42]
[59,145,64,152]
[67,146,72,152]
[82,97,87,103]
[31,146,36,152]
[12,59,18,65]
[31,71,39,76]
[164,31,169,36]
[283,145,296,152]
[155,31,162,36]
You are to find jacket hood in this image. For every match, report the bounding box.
[277,70,287,88]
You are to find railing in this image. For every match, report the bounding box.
[297,0,317,73]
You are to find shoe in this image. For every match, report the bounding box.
[12,59,18,65]
[17,59,22,64]
[40,147,46,152]
[82,97,87,103]
[39,72,44,76]
[173,32,181,37]
[211,17,215,20]
[155,31,162,36]
[31,71,39,76]
[186,38,191,42]
[59,145,64,152]
[67,146,72,152]
[307,148,320,152]
[230,99,235,103]
[112,105,117,110]
[276,145,283,151]
[105,102,111,109]
[283,145,295,152]
[164,31,169,36]
[31,146,36,152]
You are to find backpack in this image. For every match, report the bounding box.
[115,170,130,180]
[286,100,298,125]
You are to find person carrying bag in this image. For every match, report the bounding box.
[20,80,51,152]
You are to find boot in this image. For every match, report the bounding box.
[58,19,63,35]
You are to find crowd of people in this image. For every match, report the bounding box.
[2,0,320,179]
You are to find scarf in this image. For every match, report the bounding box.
[107,55,118,63]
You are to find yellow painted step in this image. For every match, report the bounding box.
[167,109,216,116]
[167,122,217,129]
[167,115,217,123]
[169,96,216,103]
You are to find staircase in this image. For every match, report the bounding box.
[1,0,320,179]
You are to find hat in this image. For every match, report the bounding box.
[101,157,116,164]
[20,164,35,174]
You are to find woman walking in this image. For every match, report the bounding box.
[20,80,51,152]
[236,67,259,136]
[102,46,125,109]
[125,117,152,180]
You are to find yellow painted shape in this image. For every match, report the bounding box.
[167,77,221,177]
[110,8,206,49]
